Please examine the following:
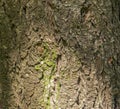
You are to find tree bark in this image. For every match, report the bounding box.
[0,0,120,109]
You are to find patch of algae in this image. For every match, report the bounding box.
[34,41,59,109]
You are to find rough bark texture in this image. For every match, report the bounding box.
[0,0,120,109]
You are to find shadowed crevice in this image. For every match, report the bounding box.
[0,40,11,108]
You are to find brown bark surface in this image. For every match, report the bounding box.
[0,0,120,109]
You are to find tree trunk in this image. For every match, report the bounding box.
[0,0,120,109]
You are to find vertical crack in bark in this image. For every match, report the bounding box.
[113,94,118,109]
[77,76,81,84]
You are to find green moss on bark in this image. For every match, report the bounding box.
[34,41,59,109]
